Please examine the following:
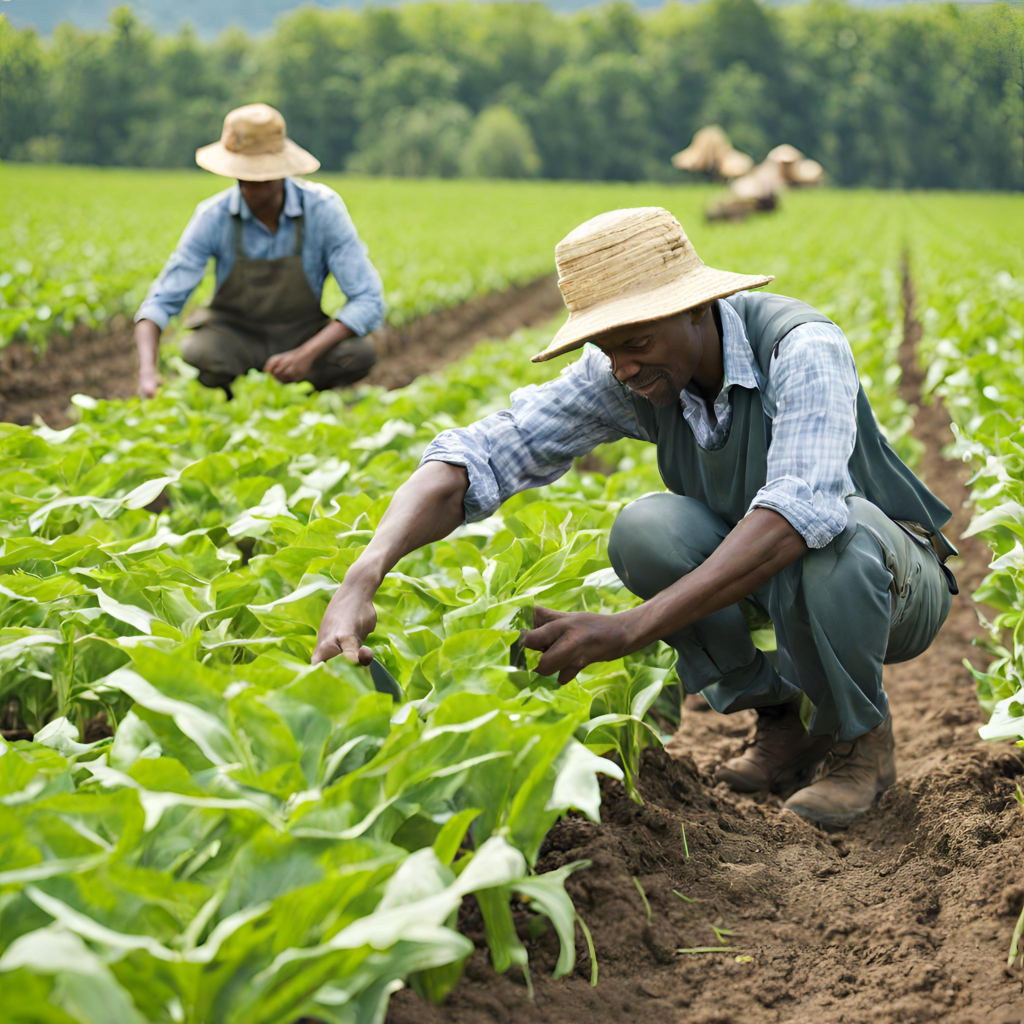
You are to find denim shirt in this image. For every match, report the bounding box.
[421,298,862,550]
[135,178,385,336]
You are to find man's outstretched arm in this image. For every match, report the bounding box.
[312,461,470,665]
[312,344,641,666]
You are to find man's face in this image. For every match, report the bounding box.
[238,179,285,215]
[591,309,708,407]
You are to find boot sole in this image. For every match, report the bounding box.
[785,803,872,832]
[714,737,833,796]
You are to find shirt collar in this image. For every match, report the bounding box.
[228,177,303,220]
[680,298,764,405]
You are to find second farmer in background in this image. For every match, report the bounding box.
[134,103,384,398]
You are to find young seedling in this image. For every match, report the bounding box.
[632,876,653,922]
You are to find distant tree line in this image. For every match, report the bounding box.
[1,1,1022,188]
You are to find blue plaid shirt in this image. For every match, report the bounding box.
[421,297,861,549]
[136,178,384,336]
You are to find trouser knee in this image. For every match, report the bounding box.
[608,493,727,599]
[180,330,241,387]
[311,336,377,389]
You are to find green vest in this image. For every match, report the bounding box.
[625,290,956,560]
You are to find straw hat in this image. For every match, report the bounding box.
[767,143,803,166]
[531,207,773,363]
[718,148,755,179]
[791,158,825,185]
[195,103,320,181]
[672,125,732,173]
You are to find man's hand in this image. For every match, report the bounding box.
[264,347,314,384]
[519,605,636,685]
[138,369,162,399]
[312,583,377,666]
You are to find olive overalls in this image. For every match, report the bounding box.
[607,292,957,742]
[180,212,376,392]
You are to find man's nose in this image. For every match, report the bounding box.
[611,354,640,382]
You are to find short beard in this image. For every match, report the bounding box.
[629,369,677,407]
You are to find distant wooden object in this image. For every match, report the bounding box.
[672,125,753,179]
[790,157,825,186]
[706,193,779,223]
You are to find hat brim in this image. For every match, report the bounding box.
[531,266,774,363]
[195,138,321,182]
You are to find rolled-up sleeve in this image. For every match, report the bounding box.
[749,323,859,549]
[135,205,217,330]
[420,344,643,522]
[321,193,385,337]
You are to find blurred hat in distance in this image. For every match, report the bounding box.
[532,207,773,363]
[718,149,755,179]
[195,103,320,181]
[767,143,803,165]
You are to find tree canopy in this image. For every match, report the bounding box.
[1,1,1021,188]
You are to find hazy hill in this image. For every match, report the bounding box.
[3,0,937,38]
[4,0,666,38]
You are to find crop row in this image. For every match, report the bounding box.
[0,190,966,1019]
[904,195,1024,748]
[0,166,722,350]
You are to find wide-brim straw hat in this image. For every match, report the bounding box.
[531,207,773,363]
[196,103,320,181]
[671,125,732,173]
[718,148,754,179]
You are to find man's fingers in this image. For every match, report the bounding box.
[340,635,372,665]
[520,619,567,652]
[312,633,371,666]
[557,664,583,686]
[532,605,568,628]
[535,633,577,677]
[311,637,341,665]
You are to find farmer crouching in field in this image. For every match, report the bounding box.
[134,103,383,399]
[312,207,959,830]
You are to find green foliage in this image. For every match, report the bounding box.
[461,106,542,179]
[4,174,1022,1012]
[0,329,670,1020]
[2,1,1022,187]
[0,164,717,348]
[348,100,474,179]
[906,194,1024,742]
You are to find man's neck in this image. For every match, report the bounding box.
[255,198,284,234]
[690,302,725,402]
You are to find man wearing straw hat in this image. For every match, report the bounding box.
[313,207,958,830]
[135,103,383,399]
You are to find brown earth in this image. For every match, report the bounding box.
[4,267,1022,1022]
[0,275,563,429]
[385,265,1024,1023]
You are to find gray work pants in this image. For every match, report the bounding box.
[607,493,952,741]
[180,323,377,392]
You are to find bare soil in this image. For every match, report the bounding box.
[0,275,564,429]
[4,269,1022,1022]
[385,266,1024,1023]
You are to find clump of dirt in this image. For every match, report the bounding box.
[0,316,140,428]
[385,265,1024,1023]
[0,276,564,429]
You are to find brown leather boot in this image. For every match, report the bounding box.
[714,699,833,794]
[783,711,896,830]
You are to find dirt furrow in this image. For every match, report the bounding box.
[0,275,564,429]
[386,267,1024,1024]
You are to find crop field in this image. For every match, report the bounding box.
[0,164,724,349]
[1,175,1023,1023]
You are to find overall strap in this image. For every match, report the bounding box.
[232,214,245,259]
[293,215,305,257]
